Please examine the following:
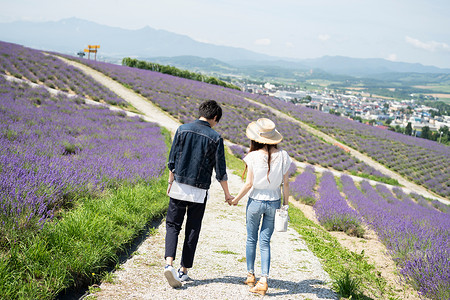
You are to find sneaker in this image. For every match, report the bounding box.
[178,268,189,282]
[164,265,182,288]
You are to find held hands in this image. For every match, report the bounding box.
[225,196,240,206]
[225,194,235,206]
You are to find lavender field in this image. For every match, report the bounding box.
[0,75,167,232]
[246,93,450,198]
[2,41,448,298]
[291,166,449,300]
[314,171,364,237]
[0,41,126,106]
[290,165,317,205]
[65,56,392,182]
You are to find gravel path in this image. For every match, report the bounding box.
[93,174,336,299]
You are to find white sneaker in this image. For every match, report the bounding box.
[164,265,182,288]
[178,268,189,282]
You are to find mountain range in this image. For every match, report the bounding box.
[1,17,450,77]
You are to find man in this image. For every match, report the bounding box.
[164,100,233,288]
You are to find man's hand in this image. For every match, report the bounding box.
[166,183,172,196]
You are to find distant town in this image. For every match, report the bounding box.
[240,82,450,142]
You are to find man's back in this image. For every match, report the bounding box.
[168,120,227,189]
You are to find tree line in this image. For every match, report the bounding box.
[122,57,240,90]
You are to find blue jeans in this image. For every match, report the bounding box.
[246,198,280,277]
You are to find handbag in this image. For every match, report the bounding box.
[274,207,289,232]
[275,150,289,232]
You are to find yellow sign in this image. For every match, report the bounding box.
[83,45,100,60]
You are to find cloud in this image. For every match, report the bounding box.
[387,53,397,61]
[405,36,450,52]
[285,41,294,48]
[318,34,331,41]
[254,38,271,46]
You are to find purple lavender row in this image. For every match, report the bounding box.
[410,192,449,213]
[291,165,317,204]
[313,171,364,236]
[0,41,126,106]
[340,176,449,299]
[229,144,247,159]
[65,56,387,179]
[240,91,450,198]
[0,76,167,229]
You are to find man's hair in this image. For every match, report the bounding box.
[199,100,222,122]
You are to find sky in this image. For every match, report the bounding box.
[1,0,450,68]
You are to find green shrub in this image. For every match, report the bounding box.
[333,269,361,298]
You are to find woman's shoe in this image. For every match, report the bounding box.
[249,281,268,296]
[244,272,256,287]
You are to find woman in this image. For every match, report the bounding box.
[231,118,292,296]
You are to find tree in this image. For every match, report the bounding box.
[421,126,431,140]
[405,122,412,136]
[438,126,449,143]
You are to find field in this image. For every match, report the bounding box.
[65,54,395,184]
[291,168,449,299]
[414,84,450,94]
[1,40,449,299]
[244,93,450,198]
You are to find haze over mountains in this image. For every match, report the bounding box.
[1,17,449,77]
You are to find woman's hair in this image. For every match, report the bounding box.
[242,140,278,181]
[199,100,222,122]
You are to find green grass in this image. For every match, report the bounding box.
[0,175,169,300]
[289,206,396,299]
[224,144,246,178]
[214,250,239,255]
[350,171,400,186]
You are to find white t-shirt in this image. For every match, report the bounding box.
[243,150,292,201]
[168,180,209,203]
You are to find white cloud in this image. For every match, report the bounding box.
[387,53,397,61]
[254,38,271,46]
[318,34,331,41]
[285,41,294,48]
[405,36,450,52]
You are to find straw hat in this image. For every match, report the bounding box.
[246,118,283,144]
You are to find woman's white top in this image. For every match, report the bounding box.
[243,149,292,201]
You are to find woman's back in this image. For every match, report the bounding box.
[244,149,291,200]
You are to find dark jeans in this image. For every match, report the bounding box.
[164,196,207,268]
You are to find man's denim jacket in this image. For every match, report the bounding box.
[167,120,228,190]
